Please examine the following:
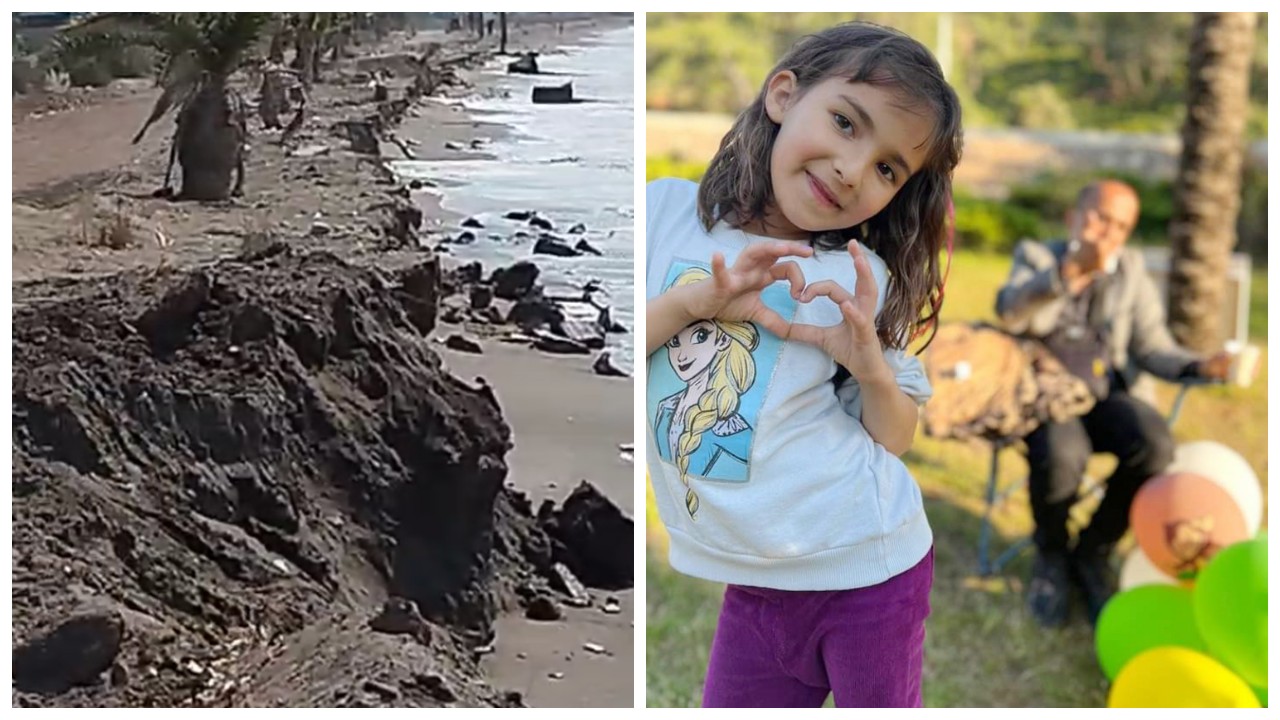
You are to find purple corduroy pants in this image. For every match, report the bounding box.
[701,546,935,708]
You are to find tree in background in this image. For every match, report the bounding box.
[56,13,272,200]
[266,14,288,64]
[291,13,328,88]
[1167,12,1256,351]
[646,12,1266,136]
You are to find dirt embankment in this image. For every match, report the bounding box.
[11,248,632,708]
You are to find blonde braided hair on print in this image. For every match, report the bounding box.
[668,268,760,519]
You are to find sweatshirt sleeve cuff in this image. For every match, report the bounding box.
[1176,359,1202,381]
[1036,264,1066,299]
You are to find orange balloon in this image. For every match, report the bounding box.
[1131,472,1248,582]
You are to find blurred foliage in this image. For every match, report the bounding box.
[1009,82,1076,129]
[12,59,42,94]
[952,191,1048,253]
[645,154,707,182]
[58,42,157,87]
[65,57,116,87]
[647,155,1268,262]
[647,12,1267,137]
[109,45,158,78]
[1004,170,1174,245]
[1003,165,1266,263]
[1235,163,1269,263]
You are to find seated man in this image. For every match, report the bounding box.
[994,179,1231,627]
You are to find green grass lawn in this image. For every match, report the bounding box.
[646,249,1268,707]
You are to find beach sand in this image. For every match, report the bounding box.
[442,343,634,707]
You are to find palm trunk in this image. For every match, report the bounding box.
[268,29,286,64]
[1167,12,1256,351]
[296,27,317,88]
[332,29,349,61]
[258,70,284,129]
[177,81,244,201]
[500,13,508,54]
[311,42,323,84]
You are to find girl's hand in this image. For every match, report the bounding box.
[680,241,813,339]
[787,242,891,383]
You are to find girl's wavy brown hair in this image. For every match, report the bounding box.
[696,21,963,352]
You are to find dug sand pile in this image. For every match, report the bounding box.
[11,247,632,707]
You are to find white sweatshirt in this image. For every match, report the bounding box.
[646,178,934,590]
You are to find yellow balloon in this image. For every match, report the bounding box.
[1109,647,1260,708]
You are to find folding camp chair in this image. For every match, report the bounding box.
[977,377,1210,576]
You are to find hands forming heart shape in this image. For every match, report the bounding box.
[687,240,887,381]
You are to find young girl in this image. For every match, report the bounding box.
[646,22,962,708]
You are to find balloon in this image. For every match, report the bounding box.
[1194,537,1267,688]
[1118,545,1180,591]
[1253,685,1268,708]
[1130,472,1248,581]
[1165,441,1263,535]
[1108,647,1260,708]
[1095,584,1206,680]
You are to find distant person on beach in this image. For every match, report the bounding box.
[645,22,961,707]
[994,179,1235,628]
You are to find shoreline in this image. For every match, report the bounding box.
[419,18,635,707]
[397,18,635,373]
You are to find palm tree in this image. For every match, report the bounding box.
[56,13,273,201]
[266,14,290,64]
[290,13,325,88]
[1167,12,1257,351]
[327,14,356,62]
[288,13,358,88]
[500,13,508,55]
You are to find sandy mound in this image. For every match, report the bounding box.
[11,247,631,707]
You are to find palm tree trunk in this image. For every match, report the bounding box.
[332,28,349,60]
[295,22,317,88]
[294,34,308,74]
[258,70,284,129]
[1167,12,1256,351]
[268,28,286,64]
[500,13,508,54]
[177,81,245,201]
[311,43,323,83]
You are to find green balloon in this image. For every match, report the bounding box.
[1194,538,1268,688]
[1096,584,1207,680]
[1253,685,1267,708]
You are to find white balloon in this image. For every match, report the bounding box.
[1119,545,1178,591]
[1164,441,1263,535]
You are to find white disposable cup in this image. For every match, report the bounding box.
[1227,342,1260,388]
